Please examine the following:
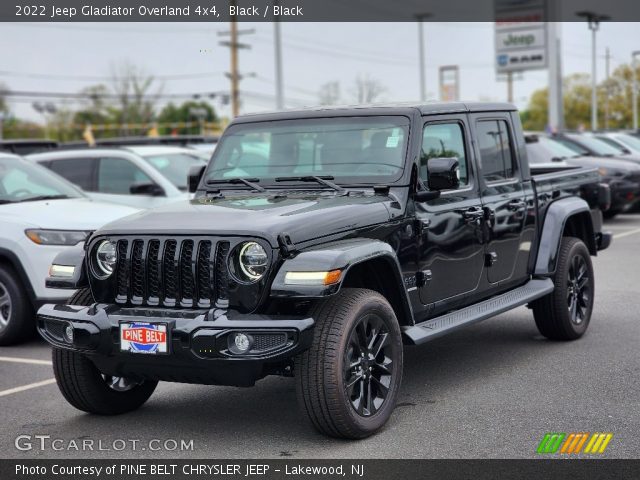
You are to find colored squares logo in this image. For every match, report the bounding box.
[537,433,613,454]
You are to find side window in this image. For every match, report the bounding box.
[47,158,95,190]
[421,122,468,187]
[476,120,516,182]
[98,157,153,194]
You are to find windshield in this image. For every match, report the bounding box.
[141,153,205,190]
[203,116,410,186]
[0,156,83,203]
[526,136,580,163]
[613,134,640,151]
[567,134,622,156]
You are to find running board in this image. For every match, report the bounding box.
[402,278,554,345]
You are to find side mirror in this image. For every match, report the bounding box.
[188,165,206,193]
[129,182,165,197]
[427,157,460,191]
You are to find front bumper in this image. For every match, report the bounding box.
[37,304,314,387]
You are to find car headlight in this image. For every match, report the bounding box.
[94,240,117,278]
[25,229,89,246]
[229,241,268,283]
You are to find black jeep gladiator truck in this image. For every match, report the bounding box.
[38,102,611,439]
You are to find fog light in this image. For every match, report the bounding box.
[228,332,253,354]
[63,324,74,343]
[234,333,250,352]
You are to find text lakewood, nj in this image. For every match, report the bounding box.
[16,4,304,19]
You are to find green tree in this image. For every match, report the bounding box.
[521,64,640,131]
[156,100,217,135]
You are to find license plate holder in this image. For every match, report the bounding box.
[119,322,170,355]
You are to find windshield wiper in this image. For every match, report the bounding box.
[205,177,265,192]
[275,175,346,195]
[17,194,70,203]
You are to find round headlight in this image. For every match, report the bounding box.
[95,240,117,278]
[237,242,268,282]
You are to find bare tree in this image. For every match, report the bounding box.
[110,61,163,133]
[0,82,9,114]
[318,81,341,105]
[350,74,387,104]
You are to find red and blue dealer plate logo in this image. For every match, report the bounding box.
[120,322,168,354]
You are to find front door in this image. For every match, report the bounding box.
[471,114,533,285]
[415,116,486,313]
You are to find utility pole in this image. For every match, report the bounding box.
[274,1,284,110]
[218,4,254,118]
[415,13,431,102]
[577,11,610,131]
[604,47,611,130]
[633,50,640,131]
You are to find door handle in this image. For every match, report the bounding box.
[507,199,527,211]
[461,207,484,222]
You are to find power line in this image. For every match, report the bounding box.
[0,69,225,82]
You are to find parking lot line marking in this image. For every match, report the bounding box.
[0,356,52,366]
[0,378,56,398]
[613,227,640,240]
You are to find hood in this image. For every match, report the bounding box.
[97,192,395,246]
[0,197,139,230]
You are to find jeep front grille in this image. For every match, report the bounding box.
[113,238,230,308]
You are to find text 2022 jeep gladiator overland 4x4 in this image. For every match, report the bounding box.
[38,103,611,439]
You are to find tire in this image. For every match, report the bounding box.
[532,237,594,340]
[295,288,403,439]
[602,209,620,220]
[0,264,35,346]
[52,288,158,415]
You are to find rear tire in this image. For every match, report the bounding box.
[532,237,594,340]
[295,288,403,439]
[52,288,158,415]
[0,264,35,346]
[602,209,620,220]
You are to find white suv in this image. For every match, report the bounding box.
[0,153,139,345]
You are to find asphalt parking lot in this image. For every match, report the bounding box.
[1,215,639,460]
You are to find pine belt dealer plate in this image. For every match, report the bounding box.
[120,322,169,354]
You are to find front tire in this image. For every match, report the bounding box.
[0,264,34,346]
[532,237,594,340]
[295,288,403,439]
[52,288,158,415]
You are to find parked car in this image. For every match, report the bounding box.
[0,153,139,345]
[0,139,58,155]
[27,146,205,209]
[595,132,640,157]
[39,102,611,439]
[526,134,640,218]
[552,132,640,163]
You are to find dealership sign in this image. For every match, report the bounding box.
[494,0,548,73]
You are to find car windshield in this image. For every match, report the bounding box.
[568,135,622,156]
[613,133,640,151]
[141,153,205,191]
[0,156,83,203]
[203,116,410,186]
[534,136,582,161]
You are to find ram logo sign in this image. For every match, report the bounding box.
[536,433,613,454]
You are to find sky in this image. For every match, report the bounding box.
[0,21,638,122]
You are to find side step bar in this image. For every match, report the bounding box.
[402,278,554,345]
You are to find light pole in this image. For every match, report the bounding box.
[577,11,610,131]
[633,50,640,131]
[273,0,284,110]
[415,13,431,102]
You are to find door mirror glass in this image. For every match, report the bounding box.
[426,157,460,191]
[188,165,206,193]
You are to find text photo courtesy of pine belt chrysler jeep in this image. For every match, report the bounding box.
[37,103,611,439]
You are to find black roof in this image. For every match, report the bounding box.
[0,139,59,155]
[232,102,516,124]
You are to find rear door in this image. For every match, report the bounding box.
[471,114,533,286]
